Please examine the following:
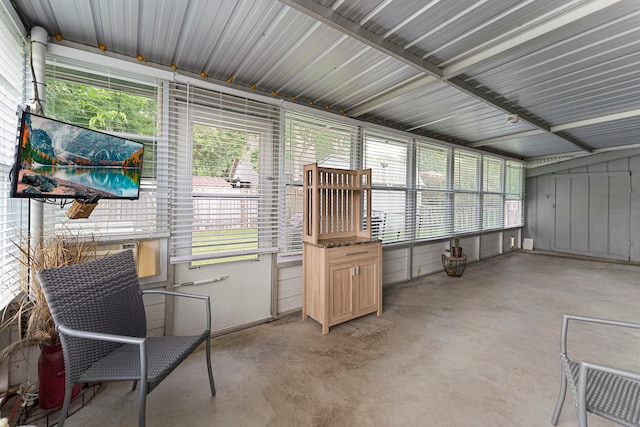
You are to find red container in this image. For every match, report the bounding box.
[38,344,82,409]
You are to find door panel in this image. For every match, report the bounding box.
[554,177,571,250]
[354,258,377,315]
[588,176,609,254]
[554,173,630,260]
[329,263,353,324]
[609,175,631,258]
[569,177,589,252]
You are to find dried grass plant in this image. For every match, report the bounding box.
[0,225,98,362]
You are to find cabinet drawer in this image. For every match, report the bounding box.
[328,242,379,261]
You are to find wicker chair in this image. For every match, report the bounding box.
[551,314,640,427]
[36,250,216,427]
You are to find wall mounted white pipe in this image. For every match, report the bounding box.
[30,26,47,114]
[29,26,47,272]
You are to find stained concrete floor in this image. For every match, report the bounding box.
[13,251,640,426]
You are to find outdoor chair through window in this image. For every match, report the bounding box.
[551,314,640,427]
[36,250,216,427]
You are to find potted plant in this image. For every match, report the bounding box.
[0,226,98,409]
[445,263,457,277]
[451,237,463,257]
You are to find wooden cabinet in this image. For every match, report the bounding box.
[303,240,382,334]
[302,164,382,334]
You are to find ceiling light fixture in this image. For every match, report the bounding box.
[506,114,519,124]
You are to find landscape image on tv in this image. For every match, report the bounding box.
[12,112,144,200]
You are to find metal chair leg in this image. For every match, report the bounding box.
[551,372,567,425]
[58,385,73,427]
[138,381,147,427]
[206,336,216,396]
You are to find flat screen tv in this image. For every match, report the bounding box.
[11,112,144,200]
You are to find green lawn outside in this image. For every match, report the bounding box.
[191,228,258,265]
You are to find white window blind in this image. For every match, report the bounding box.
[0,10,28,309]
[416,140,452,239]
[363,129,409,243]
[44,60,166,241]
[482,155,504,230]
[505,160,525,227]
[169,83,280,264]
[281,111,356,255]
[454,149,480,233]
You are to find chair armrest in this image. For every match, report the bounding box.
[577,361,640,426]
[57,324,150,389]
[142,289,211,332]
[559,314,640,354]
[57,324,146,346]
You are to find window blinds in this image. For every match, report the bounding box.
[505,160,525,227]
[453,149,481,233]
[363,129,410,243]
[0,10,27,308]
[34,55,526,264]
[281,110,356,255]
[482,155,504,230]
[168,83,280,264]
[44,59,166,241]
[416,140,452,239]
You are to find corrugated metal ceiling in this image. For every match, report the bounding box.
[8,0,640,163]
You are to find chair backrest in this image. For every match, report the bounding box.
[36,250,147,386]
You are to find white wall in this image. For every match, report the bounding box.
[171,255,273,336]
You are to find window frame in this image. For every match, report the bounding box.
[0,11,28,309]
[363,129,411,244]
[169,85,280,265]
[415,140,452,240]
[280,111,357,257]
[44,61,166,242]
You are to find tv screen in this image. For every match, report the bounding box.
[11,112,144,200]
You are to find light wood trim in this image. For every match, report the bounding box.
[302,163,380,334]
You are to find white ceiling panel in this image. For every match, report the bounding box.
[8,0,640,163]
[566,117,640,150]
[484,133,581,159]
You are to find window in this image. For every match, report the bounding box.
[363,129,410,243]
[0,11,28,309]
[453,149,481,233]
[482,156,504,230]
[416,141,451,239]
[281,111,356,255]
[505,160,525,227]
[37,56,526,266]
[169,84,280,264]
[44,61,165,241]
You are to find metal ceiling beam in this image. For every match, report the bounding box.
[278,0,442,78]
[443,0,626,78]
[447,77,592,152]
[348,75,438,117]
[278,0,593,153]
[471,108,640,148]
[551,108,640,132]
[468,130,546,148]
[406,114,458,132]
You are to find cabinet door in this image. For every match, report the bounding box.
[353,257,378,316]
[329,262,354,324]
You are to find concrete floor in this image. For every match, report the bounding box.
[12,251,640,426]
